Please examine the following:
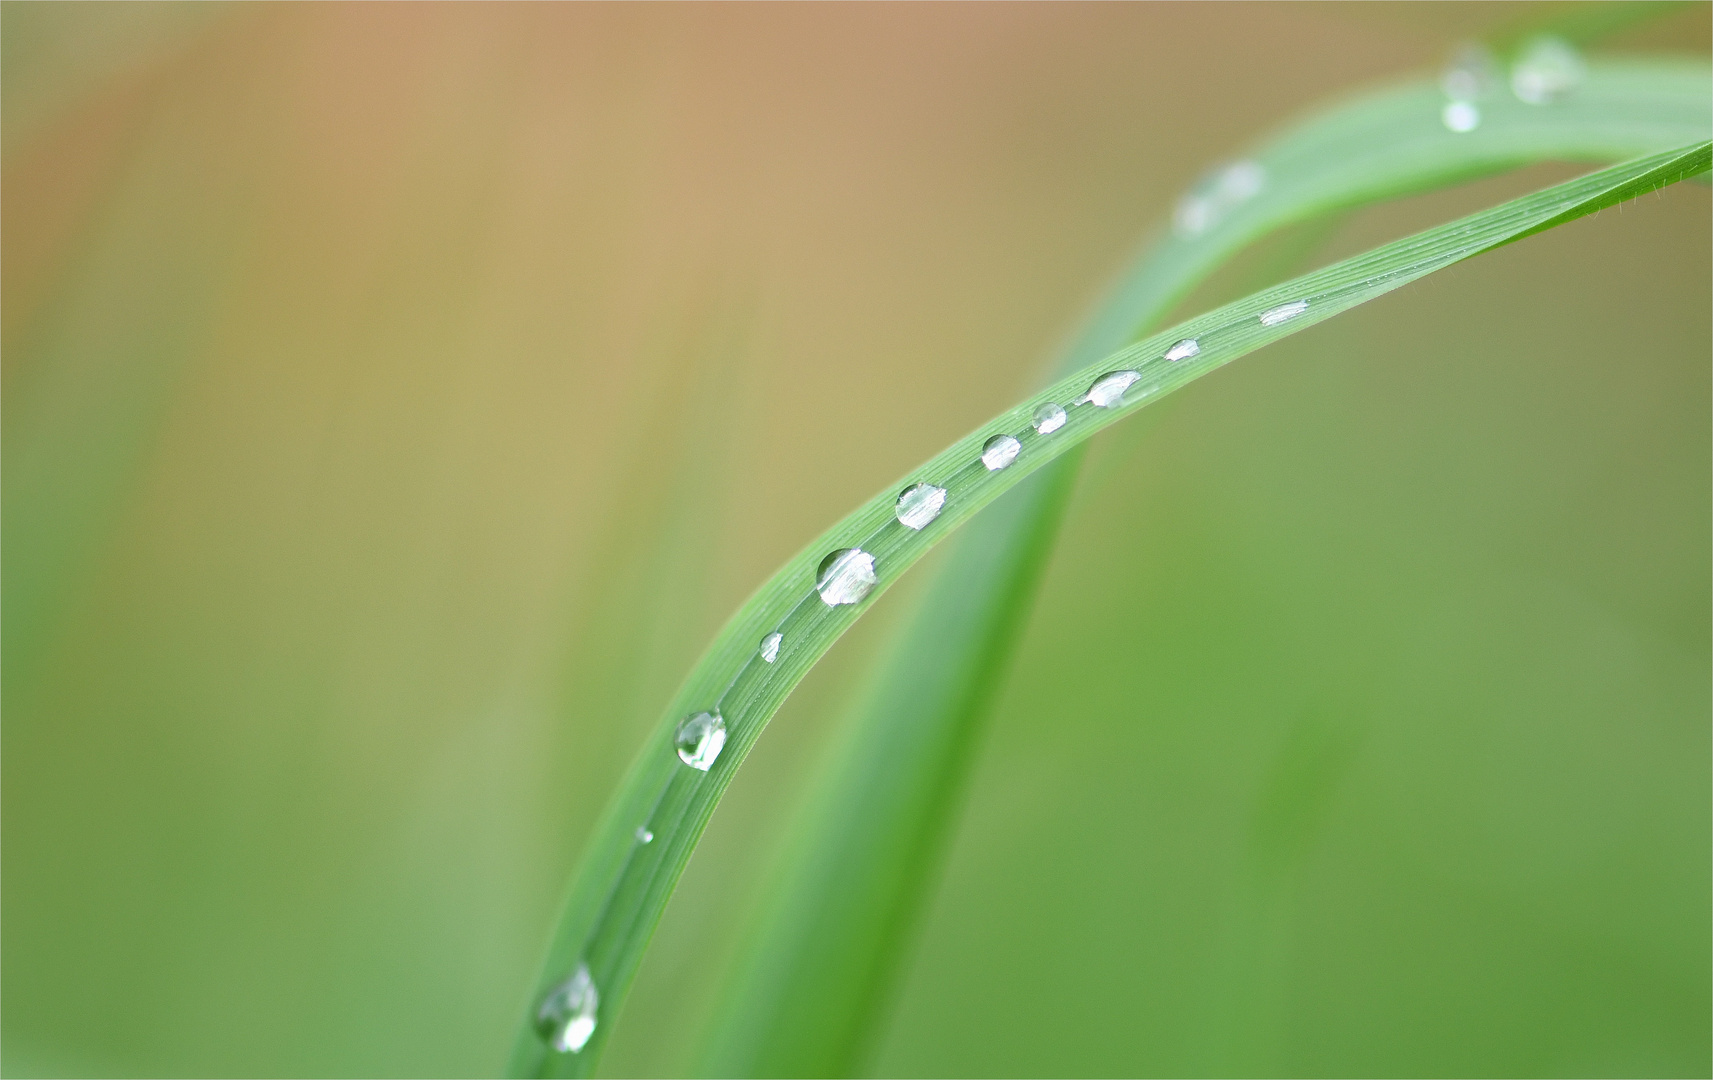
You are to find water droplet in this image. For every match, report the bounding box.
[816,548,877,606]
[759,632,782,663]
[636,826,653,843]
[1173,160,1266,237]
[1440,43,1497,102]
[1441,100,1480,133]
[536,964,599,1054]
[1164,338,1199,362]
[980,434,1021,471]
[1511,37,1583,105]
[1258,300,1308,327]
[1032,402,1067,435]
[894,483,947,530]
[675,711,727,770]
[1083,371,1141,409]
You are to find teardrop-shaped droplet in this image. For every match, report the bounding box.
[894,483,947,530]
[1164,338,1199,362]
[1259,300,1308,327]
[1441,100,1480,133]
[536,963,599,1054]
[1084,371,1141,408]
[1173,160,1266,237]
[980,434,1021,471]
[636,826,653,843]
[1032,402,1067,435]
[1511,37,1583,105]
[816,548,877,606]
[675,710,727,770]
[759,632,782,663]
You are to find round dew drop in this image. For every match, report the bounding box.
[1511,37,1583,105]
[675,710,727,770]
[816,548,877,606]
[636,826,653,843]
[1032,402,1067,435]
[980,434,1021,471]
[1084,371,1141,408]
[894,483,947,530]
[759,631,782,663]
[536,964,599,1054]
[1441,100,1480,133]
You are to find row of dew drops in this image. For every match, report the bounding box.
[534,306,1318,1061]
[532,37,1589,1057]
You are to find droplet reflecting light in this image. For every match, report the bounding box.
[1174,160,1266,237]
[1032,402,1067,435]
[536,964,599,1054]
[816,548,877,606]
[1084,371,1141,408]
[895,483,947,530]
[1164,338,1199,362]
[675,711,727,770]
[1259,300,1308,327]
[636,827,653,843]
[1441,100,1480,132]
[1511,37,1583,105]
[980,434,1021,471]
[759,632,782,663]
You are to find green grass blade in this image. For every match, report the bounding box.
[509,138,1711,1078]
[701,60,1712,1077]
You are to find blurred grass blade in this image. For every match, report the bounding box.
[703,60,1712,1077]
[510,138,1711,1078]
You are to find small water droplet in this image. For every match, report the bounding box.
[1032,402,1067,435]
[1258,300,1308,327]
[674,710,727,770]
[536,964,599,1054]
[1173,160,1266,237]
[1441,100,1480,133]
[1511,37,1583,105]
[1084,371,1141,409]
[980,434,1021,471]
[636,826,653,843]
[1164,338,1200,362]
[894,483,947,530]
[816,548,877,606]
[759,631,782,663]
[1440,43,1497,102]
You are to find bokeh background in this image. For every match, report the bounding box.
[4,3,1709,1076]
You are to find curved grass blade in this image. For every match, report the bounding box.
[702,59,1713,1077]
[509,139,1711,1078]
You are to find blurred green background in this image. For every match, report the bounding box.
[3,4,1708,1076]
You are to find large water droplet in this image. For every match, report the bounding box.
[536,964,599,1054]
[894,483,947,530]
[1164,338,1199,362]
[1259,300,1308,327]
[675,711,727,770]
[1440,43,1497,102]
[1511,37,1583,105]
[1441,100,1480,133]
[1032,402,1067,435]
[980,434,1021,471]
[1173,160,1266,237]
[816,548,877,606]
[759,632,782,663]
[1084,371,1141,408]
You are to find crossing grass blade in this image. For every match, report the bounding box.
[507,135,1712,1078]
[699,59,1713,1077]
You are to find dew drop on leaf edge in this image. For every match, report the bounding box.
[675,710,727,770]
[1511,36,1584,105]
[894,483,947,530]
[1164,338,1199,362]
[1032,401,1067,435]
[816,548,877,606]
[980,433,1022,470]
[759,631,782,662]
[536,963,599,1054]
